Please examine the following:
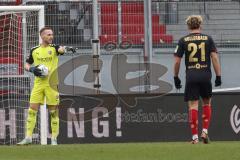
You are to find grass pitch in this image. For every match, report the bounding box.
[0,141,240,160]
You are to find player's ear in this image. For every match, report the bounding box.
[40,33,44,39]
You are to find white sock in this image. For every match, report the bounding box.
[192,134,198,140]
[202,128,208,134]
[26,136,32,140]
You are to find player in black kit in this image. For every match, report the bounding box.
[173,15,222,144]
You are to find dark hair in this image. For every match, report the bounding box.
[186,15,203,30]
[39,26,52,35]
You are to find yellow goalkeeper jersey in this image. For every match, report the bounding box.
[26,44,63,86]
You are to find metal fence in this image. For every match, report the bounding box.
[17,0,240,95]
[22,0,240,53]
[155,0,240,47]
[3,0,238,95]
[25,1,93,50]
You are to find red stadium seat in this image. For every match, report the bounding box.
[122,14,144,24]
[122,34,144,45]
[152,25,166,34]
[99,35,118,45]
[100,3,118,45]
[101,15,118,24]
[152,15,160,24]
[122,3,144,13]
[101,3,118,14]
[152,34,173,44]
[101,25,118,35]
[122,25,144,34]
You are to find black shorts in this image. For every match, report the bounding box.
[184,70,212,101]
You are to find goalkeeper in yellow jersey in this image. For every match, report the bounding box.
[17,27,75,145]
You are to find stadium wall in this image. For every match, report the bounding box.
[1,93,240,144]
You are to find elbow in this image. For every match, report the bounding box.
[212,56,220,66]
[211,52,219,61]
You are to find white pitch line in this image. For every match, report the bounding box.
[213,87,240,92]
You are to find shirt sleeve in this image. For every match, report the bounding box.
[25,48,34,64]
[174,38,184,58]
[53,44,64,55]
[209,36,218,53]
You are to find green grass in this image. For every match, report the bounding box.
[1,142,240,160]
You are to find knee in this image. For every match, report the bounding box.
[50,110,58,118]
[188,100,199,110]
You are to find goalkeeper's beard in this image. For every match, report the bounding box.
[47,39,53,44]
[43,39,53,45]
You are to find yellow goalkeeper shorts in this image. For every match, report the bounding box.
[30,84,59,105]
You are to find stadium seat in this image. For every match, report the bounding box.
[122,3,144,13]
[152,25,166,34]
[99,35,118,45]
[101,25,118,35]
[152,15,160,24]
[122,34,144,45]
[122,25,144,34]
[152,34,173,44]
[122,15,160,25]
[122,15,144,24]
[101,3,118,14]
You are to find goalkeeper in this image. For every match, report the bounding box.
[17,27,75,145]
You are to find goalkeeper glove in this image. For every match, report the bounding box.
[29,65,42,77]
[65,46,77,53]
[215,76,222,87]
[174,76,182,89]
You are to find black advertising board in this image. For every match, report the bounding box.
[1,93,240,144]
[57,93,240,143]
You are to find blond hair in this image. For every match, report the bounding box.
[186,15,203,30]
[40,26,53,35]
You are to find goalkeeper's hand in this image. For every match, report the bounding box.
[29,65,42,77]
